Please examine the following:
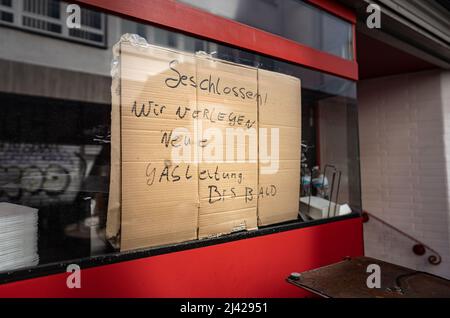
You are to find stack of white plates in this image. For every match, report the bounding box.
[0,202,39,271]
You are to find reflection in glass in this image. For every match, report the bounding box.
[178,0,354,60]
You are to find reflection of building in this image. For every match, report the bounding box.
[179,0,354,59]
[0,0,110,102]
[0,0,106,46]
[0,0,114,264]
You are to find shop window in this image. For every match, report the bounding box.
[0,2,361,276]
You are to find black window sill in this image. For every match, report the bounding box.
[0,213,361,285]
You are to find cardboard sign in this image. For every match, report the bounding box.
[257,69,301,225]
[108,38,301,251]
[109,43,199,251]
[196,56,258,238]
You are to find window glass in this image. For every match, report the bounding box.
[178,0,354,60]
[0,1,360,274]
[0,0,106,46]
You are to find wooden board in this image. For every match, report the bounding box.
[287,256,450,298]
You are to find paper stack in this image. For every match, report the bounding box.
[0,202,39,272]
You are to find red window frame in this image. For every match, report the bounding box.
[75,0,358,81]
[306,0,356,24]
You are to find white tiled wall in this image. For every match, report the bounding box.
[359,70,450,279]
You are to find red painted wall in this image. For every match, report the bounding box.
[0,217,363,298]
